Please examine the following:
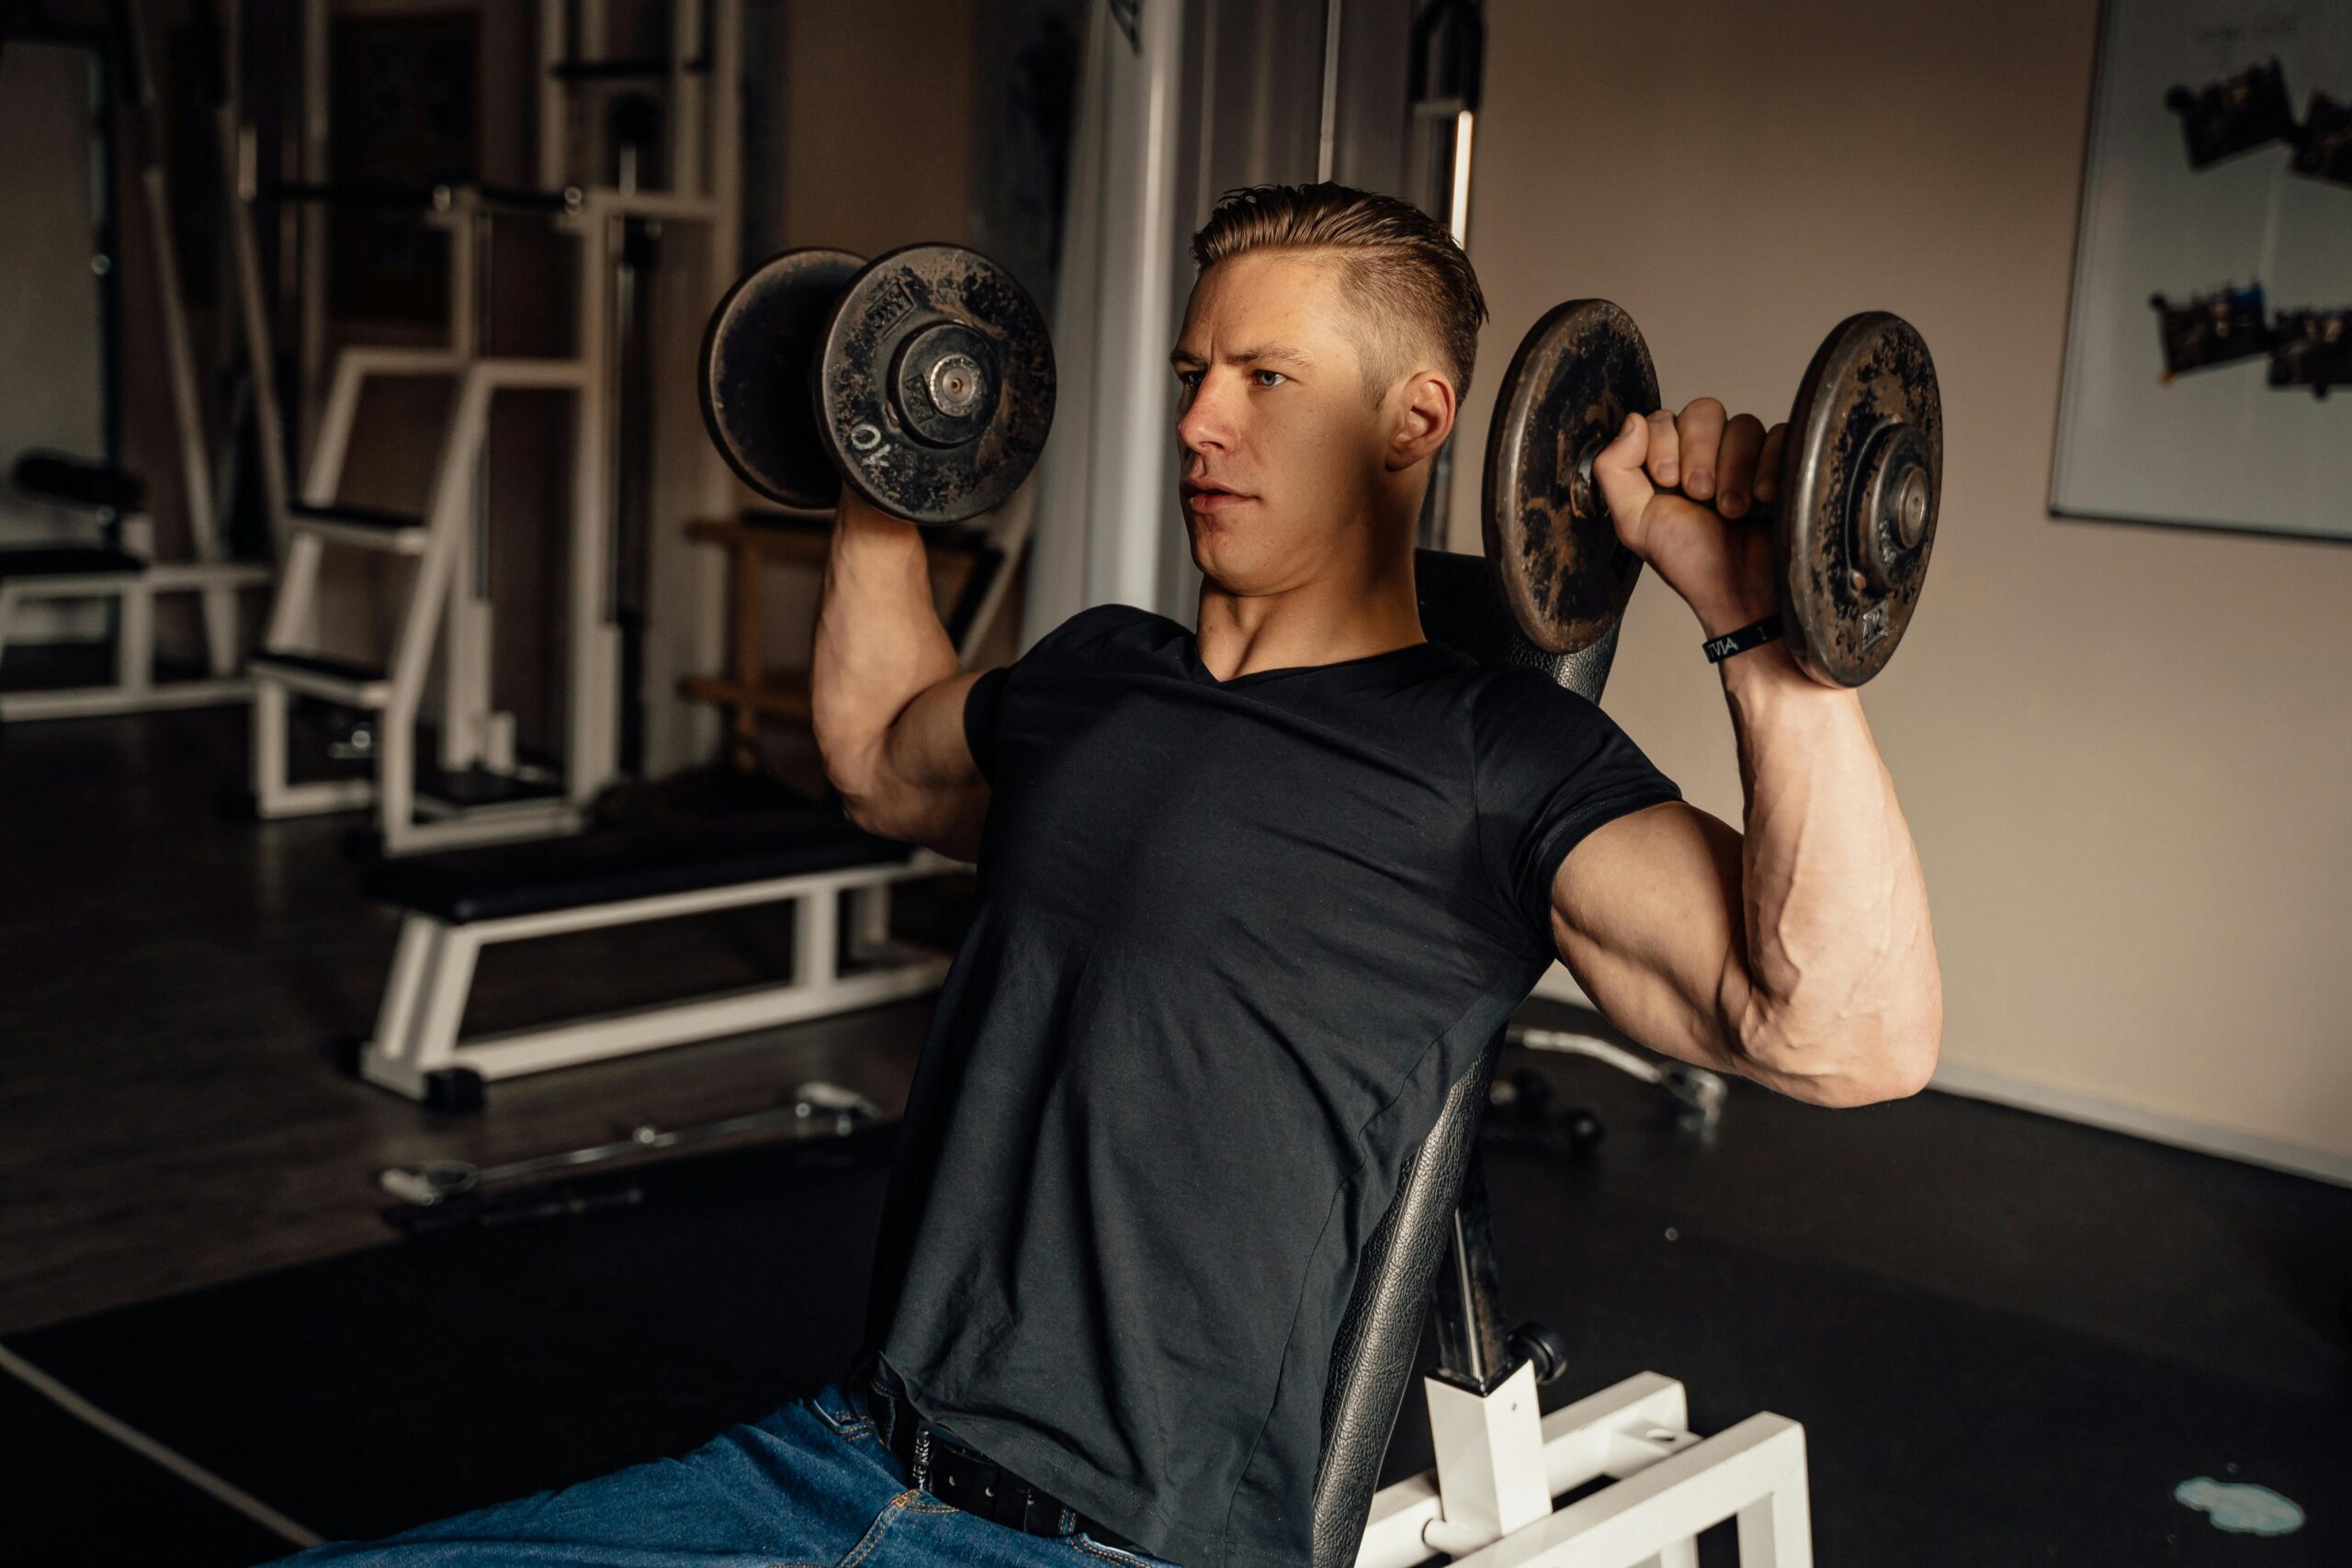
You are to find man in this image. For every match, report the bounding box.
[288,184,1939,1568]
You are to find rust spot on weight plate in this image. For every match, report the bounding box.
[1481,300,1659,655]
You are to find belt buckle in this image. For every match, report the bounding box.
[911,1427,933,1493]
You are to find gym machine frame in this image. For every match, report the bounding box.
[1351,1160,1811,1568]
[248,0,741,854]
[249,183,721,853]
[0,10,276,721]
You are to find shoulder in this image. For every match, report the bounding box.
[1465,664,1678,807]
[1467,665,1611,741]
[1026,601,1178,662]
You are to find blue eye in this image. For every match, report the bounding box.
[1253,369,1287,388]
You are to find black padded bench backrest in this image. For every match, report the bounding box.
[0,546,144,580]
[1306,548,1623,1568]
[1410,546,1619,705]
[12,451,146,515]
[362,811,914,925]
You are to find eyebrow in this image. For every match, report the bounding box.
[1168,344,1317,372]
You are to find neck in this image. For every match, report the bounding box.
[1193,504,1425,682]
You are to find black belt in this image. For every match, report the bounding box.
[875,1383,1145,1555]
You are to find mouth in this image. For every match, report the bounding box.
[1182,480,1253,513]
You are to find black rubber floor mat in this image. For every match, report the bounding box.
[0,1368,300,1565]
[11,1112,2346,1565]
[8,1131,898,1556]
[1468,1144,2350,1565]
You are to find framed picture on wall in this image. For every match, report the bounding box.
[2051,0,2351,541]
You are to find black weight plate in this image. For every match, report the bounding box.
[698,248,865,510]
[1777,312,1941,686]
[816,244,1056,525]
[1481,300,1660,655]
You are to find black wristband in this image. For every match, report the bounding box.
[1702,614,1783,664]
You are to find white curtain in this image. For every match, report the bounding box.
[1021,0,1189,646]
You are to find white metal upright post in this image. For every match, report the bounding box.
[670,0,707,197]
[1425,1362,1553,1549]
[1082,0,1183,617]
[670,0,744,772]
[537,0,568,191]
[300,0,330,445]
[123,3,238,678]
[568,199,617,805]
[441,208,488,775]
[223,114,292,558]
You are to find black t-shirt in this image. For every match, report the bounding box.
[860,604,1681,1568]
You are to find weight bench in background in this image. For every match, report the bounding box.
[0,454,273,720]
[1306,551,1814,1568]
[355,813,956,1110]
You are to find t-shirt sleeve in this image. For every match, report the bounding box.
[1472,671,1684,954]
[962,665,1012,783]
[960,603,1147,785]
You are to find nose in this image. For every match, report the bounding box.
[1176,371,1235,459]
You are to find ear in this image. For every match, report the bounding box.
[1386,368,1457,471]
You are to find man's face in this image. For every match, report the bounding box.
[1170,251,1396,593]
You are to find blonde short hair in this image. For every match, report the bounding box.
[1190,181,1489,402]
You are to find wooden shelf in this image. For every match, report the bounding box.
[678,509,985,771]
[679,667,811,722]
[684,515,831,559]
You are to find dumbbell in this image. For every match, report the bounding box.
[1482,300,1942,687]
[698,244,1057,525]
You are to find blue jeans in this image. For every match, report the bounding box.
[276,1384,1180,1567]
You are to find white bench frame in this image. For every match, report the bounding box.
[0,519,273,721]
[1358,1364,1812,1568]
[360,849,958,1102]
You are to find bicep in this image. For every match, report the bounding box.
[883,668,989,786]
[854,669,992,858]
[1545,800,1763,1077]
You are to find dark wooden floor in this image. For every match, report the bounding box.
[0,704,934,1335]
